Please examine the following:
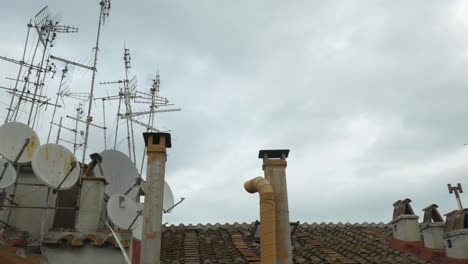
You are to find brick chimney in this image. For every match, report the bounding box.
[390,198,421,242]
[443,209,468,259]
[421,204,444,249]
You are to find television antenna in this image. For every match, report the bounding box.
[31,144,80,193]
[81,0,112,166]
[448,183,464,210]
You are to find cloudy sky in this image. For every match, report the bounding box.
[1,0,468,225]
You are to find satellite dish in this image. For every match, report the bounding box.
[107,194,143,230]
[0,158,16,189]
[0,122,40,163]
[132,217,143,240]
[31,144,80,190]
[164,181,175,211]
[95,150,139,198]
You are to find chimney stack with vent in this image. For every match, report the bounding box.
[390,199,421,242]
[443,183,468,260]
[141,132,171,264]
[421,204,444,249]
[76,153,106,232]
[260,149,292,264]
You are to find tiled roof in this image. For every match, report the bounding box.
[42,230,132,248]
[157,222,432,264]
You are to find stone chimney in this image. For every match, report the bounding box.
[442,209,468,260]
[390,198,421,242]
[421,204,444,249]
[259,149,292,264]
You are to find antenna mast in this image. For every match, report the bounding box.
[82,0,111,165]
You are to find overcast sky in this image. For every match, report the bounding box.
[1,1,468,225]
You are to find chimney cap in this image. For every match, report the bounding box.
[143,132,172,148]
[258,149,290,159]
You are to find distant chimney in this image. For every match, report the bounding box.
[421,204,444,249]
[259,149,292,264]
[442,209,468,260]
[390,199,421,242]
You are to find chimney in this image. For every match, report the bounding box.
[141,132,171,264]
[421,204,444,249]
[390,198,421,242]
[259,149,292,264]
[443,209,468,259]
[244,177,276,264]
[76,153,106,232]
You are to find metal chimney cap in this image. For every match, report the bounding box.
[258,149,290,159]
[143,132,172,148]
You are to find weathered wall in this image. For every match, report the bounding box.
[0,169,56,240]
[43,245,127,264]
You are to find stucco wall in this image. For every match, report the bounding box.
[43,245,127,264]
[0,170,56,240]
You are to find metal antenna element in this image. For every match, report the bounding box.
[81,0,111,165]
[448,183,464,210]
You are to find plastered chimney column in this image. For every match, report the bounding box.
[260,149,292,264]
[141,132,171,264]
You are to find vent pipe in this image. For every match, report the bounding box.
[259,149,292,264]
[141,132,171,264]
[244,177,276,264]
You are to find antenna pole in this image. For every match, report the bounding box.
[82,0,107,165]
[5,20,32,123]
[113,89,122,149]
[56,117,63,144]
[27,30,50,126]
[73,103,82,155]
[102,99,107,149]
[47,66,68,143]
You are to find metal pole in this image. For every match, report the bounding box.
[73,105,80,154]
[113,90,122,149]
[47,66,67,143]
[102,99,107,149]
[5,20,32,123]
[56,117,63,144]
[27,30,50,126]
[141,133,170,264]
[82,0,105,165]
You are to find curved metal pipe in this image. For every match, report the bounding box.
[244,177,276,264]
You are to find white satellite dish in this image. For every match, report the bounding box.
[0,158,16,189]
[132,217,143,241]
[0,122,40,164]
[31,144,80,190]
[95,150,139,198]
[164,181,175,211]
[107,194,143,230]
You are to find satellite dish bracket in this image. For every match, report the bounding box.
[52,161,77,194]
[0,163,9,182]
[128,209,142,230]
[13,138,31,165]
[164,197,185,214]
[123,177,142,196]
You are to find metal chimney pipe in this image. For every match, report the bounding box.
[259,149,292,264]
[244,177,276,264]
[140,132,171,264]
